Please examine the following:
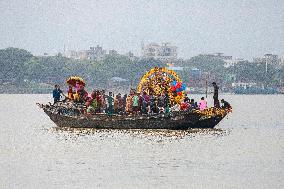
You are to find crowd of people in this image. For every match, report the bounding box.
[52,82,231,116]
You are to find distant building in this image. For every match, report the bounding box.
[108,77,128,87]
[224,58,246,68]
[64,50,80,60]
[203,53,232,61]
[142,42,177,63]
[167,66,184,71]
[280,57,284,66]
[108,49,118,56]
[253,54,280,65]
[64,45,107,60]
[125,51,137,61]
[126,51,134,57]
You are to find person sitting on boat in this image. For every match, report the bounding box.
[221,99,231,110]
[165,104,170,114]
[180,98,190,111]
[199,97,207,111]
[194,102,198,108]
[53,85,63,104]
[107,92,114,115]
[189,99,196,109]
[157,94,165,111]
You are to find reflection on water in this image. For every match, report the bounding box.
[50,127,230,141]
[1,94,283,189]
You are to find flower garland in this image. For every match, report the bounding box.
[137,67,185,104]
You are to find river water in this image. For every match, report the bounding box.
[0,94,283,189]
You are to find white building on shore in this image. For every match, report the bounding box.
[253,54,280,65]
[142,42,177,63]
[64,45,108,60]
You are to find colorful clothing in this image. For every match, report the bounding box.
[126,96,132,113]
[132,95,139,107]
[199,100,207,111]
[53,89,62,104]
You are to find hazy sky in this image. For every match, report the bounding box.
[0,0,283,60]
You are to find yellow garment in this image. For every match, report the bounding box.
[68,93,74,100]
[126,96,133,112]
[74,93,80,101]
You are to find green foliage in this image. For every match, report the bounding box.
[183,55,227,85]
[226,62,279,85]
[185,55,225,72]
[0,47,283,91]
[128,58,165,85]
[0,47,165,88]
[0,48,33,83]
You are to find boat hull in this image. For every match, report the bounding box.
[43,109,226,130]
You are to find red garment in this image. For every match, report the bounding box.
[180,102,189,111]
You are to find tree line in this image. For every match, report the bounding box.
[0,47,283,92]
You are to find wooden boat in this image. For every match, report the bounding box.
[40,68,231,130]
[38,103,229,130]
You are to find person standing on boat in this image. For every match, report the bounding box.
[107,92,114,115]
[122,94,127,113]
[117,93,124,114]
[212,82,220,108]
[101,90,107,113]
[113,94,119,114]
[126,94,133,114]
[132,92,139,114]
[141,92,149,114]
[138,92,143,113]
[53,85,62,104]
